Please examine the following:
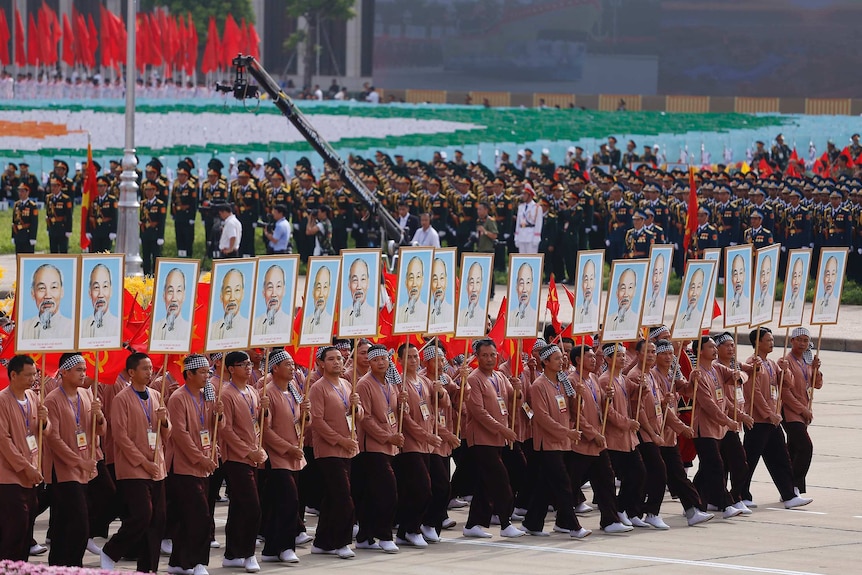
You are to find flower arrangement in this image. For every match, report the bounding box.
[123,275,155,309]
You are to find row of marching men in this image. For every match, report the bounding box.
[0,323,821,571]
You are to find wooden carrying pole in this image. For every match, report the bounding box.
[455,339,469,438]
[776,328,790,415]
[574,343,585,444]
[90,351,100,460]
[257,349,270,450]
[153,355,169,463]
[210,360,227,462]
[600,347,618,437]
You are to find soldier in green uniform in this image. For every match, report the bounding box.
[624,210,655,259]
[139,180,167,276]
[231,165,260,257]
[12,183,38,253]
[86,175,119,253]
[171,160,198,258]
[45,177,73,253]
[743,211,774,250]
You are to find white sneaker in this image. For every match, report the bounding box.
[29,544,48,556]
[685,508,714,526]
[379,540,399,554]
[352,523,359,539]
[448,498,469,509]
[723,505,743,519]
[86,538,102,555]
[706,504,720,511]
[100,550,116,570]
[244,555,260,572]
[490,514,501,525]
[784,496,813,509]
[740,499,758,508]
[260,555,281,563]
[570,527,592,539]
[500,525,526,538]
[167,566,192,575]
[222,557,245,569]
[305,506,320,516]
[644,514,670,530]
[574,502,594,514]
[336,546,355,559]
[552,524,570,534]
[310,546,337,555]
[210,540,221,549]
[396,533,428,548]
[463,526,492,538]
[442,518,457,529]
[514,507,529,516]
[295,532,313,546]
[794,487,801,497]
[161,539,174,555]
[280,550,299,563]
[733,501,753,515]
[510,512,525,521]
[421,525,441,543]
[355,540,381,550]
[462,495,473,502]
[617,511,633,527]
[193,565,209,575]
[630,515,652,528]
[603,522,633,534]
[525,529,550,537]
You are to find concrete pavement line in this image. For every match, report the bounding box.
[447,539,826,575]
[764,508,827,515]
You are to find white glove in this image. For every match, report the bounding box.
[85,233,92,240]
[729,242,737,246]
[157,238,164,246]
[780,246,786,252]
[585,227,591,234]
[673,243,679,250]
[29,239,36,246]
[293,223,300,231]
[857,248,862,255]
[439,230,446,238]
[188,220,195,225]
[109,233,116,240]
[605,239,611,247]
[65,232,71,238]
[592,225,598,232]
[252,222,258,228]
[809,243,814,248]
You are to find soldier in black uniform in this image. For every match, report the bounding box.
[605,185,634,261]
[771,134,791,171]
[821,191,852,247]
[139,180,167,276]
[292,170,322,263]
[328,173,353,253]
[231,165,260,257]
[170,160,197,258]
[2,162,19,205]
[487,177,513,272]
[781,190,812,275]
[624,210,655,259]
[45,177,73,253]
[643,208,666,244]
[425,176,451,246]
[86,176,119,253]
[144,158,169,204]
[538,197,558,282]
[558,191,584,283]
[743,211,774,250]
[200,159,230,259]
[689,206,719,260]
[452,175,478,258]
[12,183,39,253]
[18,162,43,202]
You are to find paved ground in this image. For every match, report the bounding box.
[27,347,862,574]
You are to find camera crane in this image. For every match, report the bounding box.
[217,54,405,248]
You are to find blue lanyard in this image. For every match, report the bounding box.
[230,382,256,421]
[704,366,720,391]
[790,355,809,385]
[370,374,392,409]
[408,375,425,400]
[284,386,298,419]
[16,394,32,434]
[615,375,627,401]
[61,387,82,430]
[137,392,153,428]
[583,374,599,405]
[763,359,775,384]
[184,385,205,427]
[488,374,502,399]
[648,373,659,401]
[543,374,561,395]
[328,379,350,409]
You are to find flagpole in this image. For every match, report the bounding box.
[351,338,358,442]
[37,354,45,477]
[810,325,824,411]
[258,348,270,450]
[455,339,469,438]
[776,327,790,415]
[153,354,168,463]
[90,351,100,460]
[210,360,226,462]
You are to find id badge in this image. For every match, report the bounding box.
[770,385,778,400]
[294,419,303,438]
[736,387,745,403]
[715,387,724,401]
[555,395,567,413]
[438,412,447,427]
[346,413,355,432]
[26,434,38,453]
[522,402,534,420]
[419,402,431,421]
[654,402,662,417]
[147,431,157,450]
[386,410,397,428]
[76,431,88,451]
[497,397,508,416]
[200,430,211,450]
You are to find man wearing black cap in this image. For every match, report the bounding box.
[624,210,654,259]
[46,176,74,253]
[231,165,261,257]
[1,162,18,205]
[145,158,169,204]
[86,176,119,253]
[201,160,229,258]
[50,159,76,200]
[12,183,39,253]
[743,211,774,250]
[139,180,167,275]
[171,161,198,258]
[17,163,43,203]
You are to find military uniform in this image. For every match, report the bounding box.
[743,226,775,250]
[624,226,655,259]
[489,191,513,272]
[689,223,719,260]
[170,168,198,257]
[538,208,559,282]
[12,195,38,253]
[140,195,167,276]
[558,200,585,282]
[200,174,230,257]
[452,189,478,257]
[292,180,322,262]
[45,189,73,253]
[606,197,634,261]
[87,190,119,253]
[427,190,451,245]
[331,187,353,253]
[821,202,852,247]
[231,177,260,257]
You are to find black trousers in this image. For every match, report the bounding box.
[426,454,451,532]
[501,440,528,508]
[48,481,89,567]
[741,422,796,501]
[48,230,69,253]
[90,235,113,254]
[637,442,668,515]
[168,474,210,569]
[103,478,166,573]
[14,237,35,253]
[395,452,432,537]
[207,461,226,541]
[175,216,194,256]
[314,457,354,551]
[781,421,813,494]
[299,446,323,514]
[692,437,732,510]
[87,459,118,539]
[565,450,619,528]
[0,484,36,561]
[141,239,161,276]
[450,440,477,498]
[354,452,396,543]
[466,445,513,529]
[608,449,646,517]
[660,445,703,512]
[720,431,750,503]
[261,469,299,556]
[222,461,261,560]
[523,450,580,532]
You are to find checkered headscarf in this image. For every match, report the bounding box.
[557,370,576,397]
[184,354,210,372]
[385,361,402,387]
[59,355,85,371]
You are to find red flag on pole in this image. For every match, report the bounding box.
[247,22,260,60]
[0,8,10,66]
[87,14,98,68]
[201,16,219,74]
[487,296,508,355]
[27,13,40,67]
[13,9,25,67]
[186,13,198,75]
[61,13,74,67]
[546,275,561,333]
[80,142,96,251]
[221,14,241,68]
[682,166,699,256]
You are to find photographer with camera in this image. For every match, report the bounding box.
[264,204,292,255]
[305,205,335,256]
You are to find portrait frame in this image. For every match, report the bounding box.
[700,248,722,330]
[723,245,754,329]
[205,259,259,353]
[392,247,434,336]
[506,254,544,339]
[670,259,716,341]
[571,250,605,336]
[148,258,200,354]
[454,253,494,340]
[751,244,781,327]
[298,256,342,347]
[249,254,300,348]
[78,254,125,351]
[641,245,673,328]
[811,247,848,326]
[426,248,457,337]
[779,249,812,328]
[338,249,381,339]
[602,259,649,343]
[15,254,80,353]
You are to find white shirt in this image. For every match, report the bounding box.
[219,213,242,252]
[412,226,440,248]
[366,91,380,104]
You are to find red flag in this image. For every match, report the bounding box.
[74,10,90,67]
[546,275,561,333]
[61,13,74,66]
[87,13,98,67]
[0,8,10,66]
[80,143,96,251]
[201,16,220,74]
[37,7,50,66]
[27,13,39,66]
[712,299,722,321]
[148,12,163,67]
[285,307,312,368]
[247,22,260,60]
[487,296,508,356]
[787,148,802,178]
[112,10,127,65]
[840,146,855,168]
[40,2,60,66]
[239,18,249,58]
[221,14,241,68]
[682,166,699,255]
[13,9,24,66]
[757,158,773,177]
[189,282,211,353]
[186,13,198,75]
